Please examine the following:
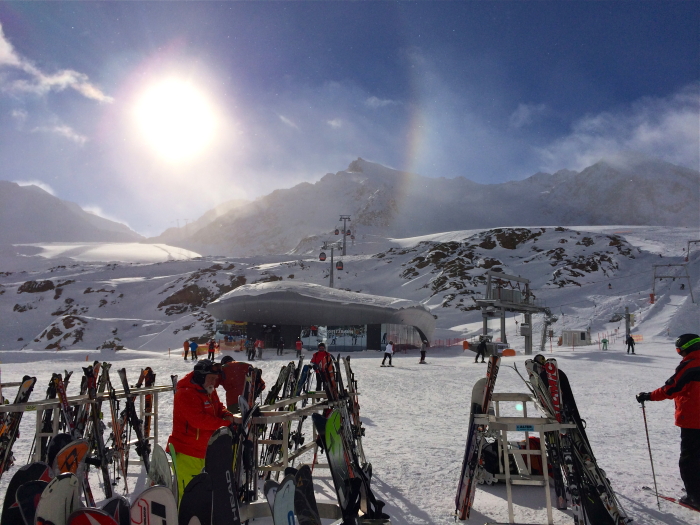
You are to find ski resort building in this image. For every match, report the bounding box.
[206,281,435,352]
[560,329,593,347]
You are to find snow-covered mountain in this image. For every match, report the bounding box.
[1,225,696,352]
[0,181,143,243]
[153,153,699,257]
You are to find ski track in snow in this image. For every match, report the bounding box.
[0,341,698,524]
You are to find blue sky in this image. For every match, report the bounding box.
[0,2,697,235]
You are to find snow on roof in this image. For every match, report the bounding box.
[207,281,435,341]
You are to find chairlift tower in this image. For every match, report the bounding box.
[320,241,343,288]
[339,215,351,255]
[474,270,547,355]
[651,264,695,304]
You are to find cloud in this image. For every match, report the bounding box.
[279,115,299,129]
[509,102,547,129]
[10,108,27,123]
[0,22,113,103]
[14,180,55,195]
[82,205,131,227]
[365,96,399,109]
[32,124,88,145]
[327,118,342,129]
[539,84,700,172]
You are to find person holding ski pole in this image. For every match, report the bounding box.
[381,340,394,366]
[636,333,700,511]
[167,359,233,503]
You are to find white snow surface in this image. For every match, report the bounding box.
[0,341,697,524]
[18,242,201,263]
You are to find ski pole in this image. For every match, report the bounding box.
[641,401,661,510]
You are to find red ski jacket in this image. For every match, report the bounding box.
[167,372,233,458]
[310,350,331,367]
[218,362,266,409]
[650,351,700,429]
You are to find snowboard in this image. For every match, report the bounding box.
[35,472,83,525]
[264,479,279,513]
[204,426,240,525]
[168,443,180,503]
[102,495,131,525]
[178,472,213,525]
[130,485,179,525]
[1,461,51,525]
[149,443,173,490]
[53,438,90,474]
[16,479,49,525]
[294,464,321,525]
[67,508,119,525]
[272,474,296,525]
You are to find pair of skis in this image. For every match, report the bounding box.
[264,464,321,525]
[455,355,501,520]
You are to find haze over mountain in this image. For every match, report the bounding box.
[147,153,699,257]
[0,181,143,244]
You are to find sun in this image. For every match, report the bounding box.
[134,79,217,163]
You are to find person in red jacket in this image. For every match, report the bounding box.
[218,355,266,412]
[167,359,233,501]
[310,342,331,390]
[637,333,700,510]
[295,337,303,358]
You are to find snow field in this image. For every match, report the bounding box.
[0,338,697,524]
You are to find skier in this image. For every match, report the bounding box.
[295,337,303,358]
[636,334,700,511]
[277,337,284,356]
[310,342,331,390]
[219,355,266,413]
[183,340,189,361]
[602,338,608,350]
[188,340,199,361]
[626,334,636,354]
[475,338,487,363]
[167,360,233,502]
[381,340,394,367]
[256,338,264,360]
[207,339,216,360]
[419,340,428,364]
[246,337,255,361]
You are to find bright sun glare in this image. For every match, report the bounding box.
[134,79,217,163]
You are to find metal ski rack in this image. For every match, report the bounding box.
[0,384,174,463]
[473,392,576,525]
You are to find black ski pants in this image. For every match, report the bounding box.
[208,350,215,360]
[420,350,426,363]
[475,347,486,362]
[382,352,392,366]
[680,427,700,500]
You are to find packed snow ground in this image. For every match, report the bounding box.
[0,338,697,524]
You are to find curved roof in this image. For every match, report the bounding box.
[206,281,435,341]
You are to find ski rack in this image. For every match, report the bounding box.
[0,384,173,463]
[473,392,576,525]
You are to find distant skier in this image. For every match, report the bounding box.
[295,337,303,358]
[189,340,199,361]
[626,335,636,354]
[246,337,255,361]
[419,340,428,364]
[256,338,264,360]
[381,341,394,367]
[207,339,216,360]
[475,338,487,363]
[602,338,609,350]
[183,340,190,361]
[636,334,700,511]
[310,342,332,390]
[277,337,284,356]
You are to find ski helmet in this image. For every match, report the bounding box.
[192,359,223,385]
[317,342,326,349]
[221,355,234,365]
[533,354,546,366]
[675,333,700,354]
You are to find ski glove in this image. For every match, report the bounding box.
[636,392,652,403]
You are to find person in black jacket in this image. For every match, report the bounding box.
[475,338,487,363]
[626,335,636,354]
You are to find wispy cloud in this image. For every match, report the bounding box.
[14,180,56,195]
[279,115,299,129]
[327,118,342,129]
[539,84,700,171]
[32,124,88,145]
[365,96,399,109]
[10,108,27,123]
[0,22,113,103]
[509,102,547,129]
